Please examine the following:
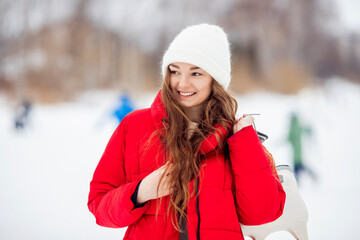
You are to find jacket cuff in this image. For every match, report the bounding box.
[228,125,259,146]
[227,125,269,171]
[117,180,149,222]
[131,180,147,209]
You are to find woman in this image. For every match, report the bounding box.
[88,24,285,240]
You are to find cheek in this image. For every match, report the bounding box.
[199,79,212,97]
[203,87,212,99]
[169,77,177,91]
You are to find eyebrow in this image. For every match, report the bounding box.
[169,64,200,70]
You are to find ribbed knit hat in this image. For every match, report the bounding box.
[162,23,231,89]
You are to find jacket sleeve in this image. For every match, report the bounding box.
[87,117,149,228]
[227,125,286,225]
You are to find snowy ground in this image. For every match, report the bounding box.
[1,78,359,240]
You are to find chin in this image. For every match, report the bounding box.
[180,101,201,109]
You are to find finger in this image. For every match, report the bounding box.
[243,115,254,121]
[159,161,171,172]
[159,178,173,195]
[162,161,170,168]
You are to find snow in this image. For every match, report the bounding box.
[1,78,360,239]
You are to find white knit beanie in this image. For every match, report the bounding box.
[162,23,231,89]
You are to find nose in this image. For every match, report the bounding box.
[178,74,191,89]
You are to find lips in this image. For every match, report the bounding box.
[178,91,196,96]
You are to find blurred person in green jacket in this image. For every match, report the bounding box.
[288,112,316,183]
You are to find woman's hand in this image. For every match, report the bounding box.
[233,114,255,134]
[137,162,173,204]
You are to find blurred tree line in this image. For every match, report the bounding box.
[0,0,359,102]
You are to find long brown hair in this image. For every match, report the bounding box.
[157,68,238,231]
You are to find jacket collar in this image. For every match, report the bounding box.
[150,90,228,155]
[150,90,167,133]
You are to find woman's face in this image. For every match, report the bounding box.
[169,62,213,110]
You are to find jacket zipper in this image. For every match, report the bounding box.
[196,175,200,240]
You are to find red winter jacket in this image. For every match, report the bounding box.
[88,91,285,240]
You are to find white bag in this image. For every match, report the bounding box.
[240,165,309,240]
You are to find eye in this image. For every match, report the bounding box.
[192,72,202,76]
[170,70,179,75]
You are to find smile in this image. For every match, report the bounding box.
[178,91,196,96]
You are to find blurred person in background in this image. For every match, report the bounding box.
[14,99,32,131]
[88,24,285,240]
[95,93,135,128]
[112,93,135,124]
[287,112,317,183]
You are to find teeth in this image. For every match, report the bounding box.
[179,92,195,96]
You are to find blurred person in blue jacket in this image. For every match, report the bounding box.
[112,94,134,124]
